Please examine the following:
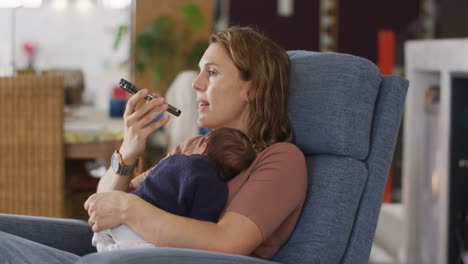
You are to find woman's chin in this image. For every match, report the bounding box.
[197,118,210,129]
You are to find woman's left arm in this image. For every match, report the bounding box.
[84,143,306,255]
[84,192,263,255]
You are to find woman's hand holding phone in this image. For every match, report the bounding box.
[119,78,181,116]
[118,89,170,165]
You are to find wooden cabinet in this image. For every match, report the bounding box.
[0,76,65,218]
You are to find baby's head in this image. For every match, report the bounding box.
[204,128,256,182]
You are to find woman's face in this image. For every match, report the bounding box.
[192,43,250,132]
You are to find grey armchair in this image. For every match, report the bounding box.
[18,51,407,264]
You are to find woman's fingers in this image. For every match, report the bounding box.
[129,174,146,190]
[125,98,167,130]
[141,114,170,138]
[85,194,98,228]
[88,213,100,232]
[88,213,95,226]
[138,101,168,129]
[84,193,97,211]
[84,192,119,231]
[119,90,169,161]
[124,89,149,117]
[130,98,167,125]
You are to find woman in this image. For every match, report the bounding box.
[0,26,307,262]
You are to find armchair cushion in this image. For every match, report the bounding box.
[271,51,404,264]
[342,75,408,263]
[272,155,368,264]
[287,51,381,160]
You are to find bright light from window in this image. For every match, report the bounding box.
[0,0,42,8]
[101,0,131,9]
[0,0,22,8]
[51,0,68,11]
[22,0,42,8]
[76,0,92,13]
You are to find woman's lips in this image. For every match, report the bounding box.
[198,100,209,112]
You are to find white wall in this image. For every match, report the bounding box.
[0,2,131,110]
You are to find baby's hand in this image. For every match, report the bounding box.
[129,174,146,191]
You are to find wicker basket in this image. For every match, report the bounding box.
[0,75,65,217]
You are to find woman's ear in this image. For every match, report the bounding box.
[241,82,254,102]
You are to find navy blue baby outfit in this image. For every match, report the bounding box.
[131,154,227,222]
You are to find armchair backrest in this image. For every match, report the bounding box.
[272,51,408,264]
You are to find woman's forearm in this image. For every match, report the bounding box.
[124,195,223,251]
[122,195,262,255]
[97,167,131,193]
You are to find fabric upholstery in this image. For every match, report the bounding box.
[269,51,393,264]
[287,51,381,160]
[272,155,368,264]
[342,75,408,263]
[81,51,408,264]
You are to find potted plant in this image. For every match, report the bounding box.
[133,3,209,94]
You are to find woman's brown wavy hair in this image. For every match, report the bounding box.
[210,26,293,152]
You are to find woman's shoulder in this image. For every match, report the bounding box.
[265,141,302,152]
[225,142,308,246]
[257,142,305,161]
[243,142,306,181]
[170,135,206,155]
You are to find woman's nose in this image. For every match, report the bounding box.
[192,73,206,92]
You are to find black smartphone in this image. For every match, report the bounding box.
[119,78,181,117]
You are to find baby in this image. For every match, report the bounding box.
[92,127,256,252]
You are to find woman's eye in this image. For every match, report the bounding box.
[208,70,216,76]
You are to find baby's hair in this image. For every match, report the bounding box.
[205,128,256,182]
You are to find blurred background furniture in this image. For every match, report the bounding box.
[17,68,85,105]
[45,69,85,105]
[78,51,408,263]
[0,75,65,217]
[403,38,468,264]
[64,106,125,219]
[0,75,127,220]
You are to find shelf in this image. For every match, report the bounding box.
[404,38,468,264]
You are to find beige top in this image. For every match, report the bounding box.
[141,136,308,259]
